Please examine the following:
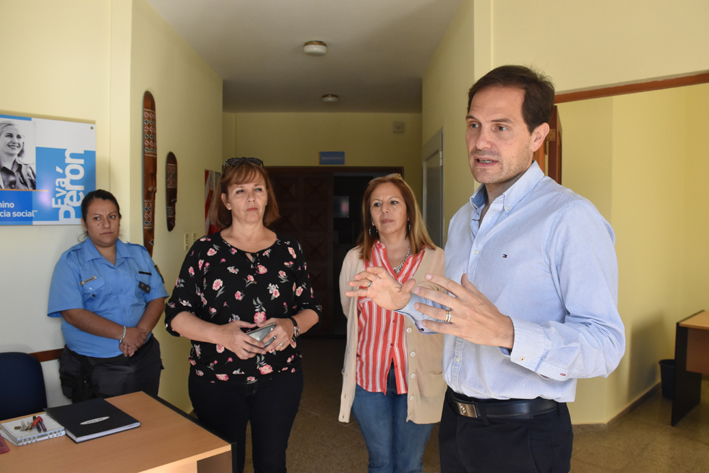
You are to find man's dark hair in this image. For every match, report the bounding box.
[467,65,555,132]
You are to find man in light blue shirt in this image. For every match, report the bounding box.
[347,65,625,473]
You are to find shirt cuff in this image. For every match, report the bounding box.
[508,317,550,373]
[398,294,439,334]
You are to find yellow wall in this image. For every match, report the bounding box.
[129,0,224,411]
[0,0,223,412]
[493,0,709,93]
[0,0,114,408]
[421,0,477,226]
[423,0,709,423]
[558,86,709,423]
[232,112,424,200]
[223,113,237,160]
[683,85,709,318]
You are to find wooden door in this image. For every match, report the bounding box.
[533,105,562,184]
[268,169,334,335]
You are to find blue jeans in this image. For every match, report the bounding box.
[352,365,435,473]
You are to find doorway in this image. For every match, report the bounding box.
[268,166,403,337]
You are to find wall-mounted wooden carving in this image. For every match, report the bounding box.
[166,152,177,231]
[142,91,157,255]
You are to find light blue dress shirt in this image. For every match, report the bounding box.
[402,162,625,402]
[48,238,168,358]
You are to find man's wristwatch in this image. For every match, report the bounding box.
[288,316,300,338]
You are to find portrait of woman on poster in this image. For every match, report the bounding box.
[0,121,35,190]
[339,173,447,473]
[164,157,321,473]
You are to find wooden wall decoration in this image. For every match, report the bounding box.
[166,152,177,231]
[142,91,157,255]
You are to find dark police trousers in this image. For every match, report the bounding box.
[59,335,162,402]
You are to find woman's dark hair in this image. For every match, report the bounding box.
[81,189,122,223]
[357,173,436,262]
[467,65,555,133]
[208,158,280,229]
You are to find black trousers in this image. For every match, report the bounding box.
[189,367,303,473]
[439,389,573,473]
[59,336,162,401]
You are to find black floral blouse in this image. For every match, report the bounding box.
[165,233,322,384]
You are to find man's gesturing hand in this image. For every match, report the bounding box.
[418,273,515,349]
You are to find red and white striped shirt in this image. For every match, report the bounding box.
[357,241,425,394]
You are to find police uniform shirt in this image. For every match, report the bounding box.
[48,238,169,358]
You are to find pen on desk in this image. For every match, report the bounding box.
[37,416,47,432]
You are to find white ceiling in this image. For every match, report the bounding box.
[146,0,464,113]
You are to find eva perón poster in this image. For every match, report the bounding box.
[0,113,96,225]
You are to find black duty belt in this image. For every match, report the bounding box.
[449,390,559,419]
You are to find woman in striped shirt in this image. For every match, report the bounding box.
[338,174,447,473]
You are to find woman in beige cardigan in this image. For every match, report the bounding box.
[339,174,446,473]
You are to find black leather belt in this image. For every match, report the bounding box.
[448,390,559,419]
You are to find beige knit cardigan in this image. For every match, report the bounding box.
[338,246,447,424]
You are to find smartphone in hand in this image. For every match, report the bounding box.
[246,323,277,347]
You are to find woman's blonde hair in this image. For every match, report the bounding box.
[357,173,436,261]
[208,158,280,229]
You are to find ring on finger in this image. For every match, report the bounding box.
[279,342,283,347]
[444,310,452,324]
[367,280,372,288]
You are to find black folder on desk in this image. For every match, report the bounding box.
[45,398,140,443]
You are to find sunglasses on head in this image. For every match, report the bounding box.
[223,157,264,171]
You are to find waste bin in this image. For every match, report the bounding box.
[659,359,676,400]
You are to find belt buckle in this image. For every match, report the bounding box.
[458,401,478,418]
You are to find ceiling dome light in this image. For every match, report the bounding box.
[304,41,327,56]
[322,94,339,103]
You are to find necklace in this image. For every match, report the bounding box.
[392,244,411,274]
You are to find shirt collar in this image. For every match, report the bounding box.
[1,159,20,172]
[82,238,130,262]
[470,161,545,214]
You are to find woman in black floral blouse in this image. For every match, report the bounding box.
[165,157,321,473]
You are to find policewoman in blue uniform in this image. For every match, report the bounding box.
[48,189,168,402]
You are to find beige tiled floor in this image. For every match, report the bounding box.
[243,339,709,472]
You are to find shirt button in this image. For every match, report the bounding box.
[455,357,460,363]
[406,327,412,333]
[410,373,416,379]
[410,351,415,357]
[505,206,510,211]
[409,395,414,401]
[473,250,479,255]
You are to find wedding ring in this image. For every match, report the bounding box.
[367,280,372,288]
[444,310,452,324]
[279,342,283,347]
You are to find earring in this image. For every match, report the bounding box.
[408,222,411,233]
[369,225,378,237]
